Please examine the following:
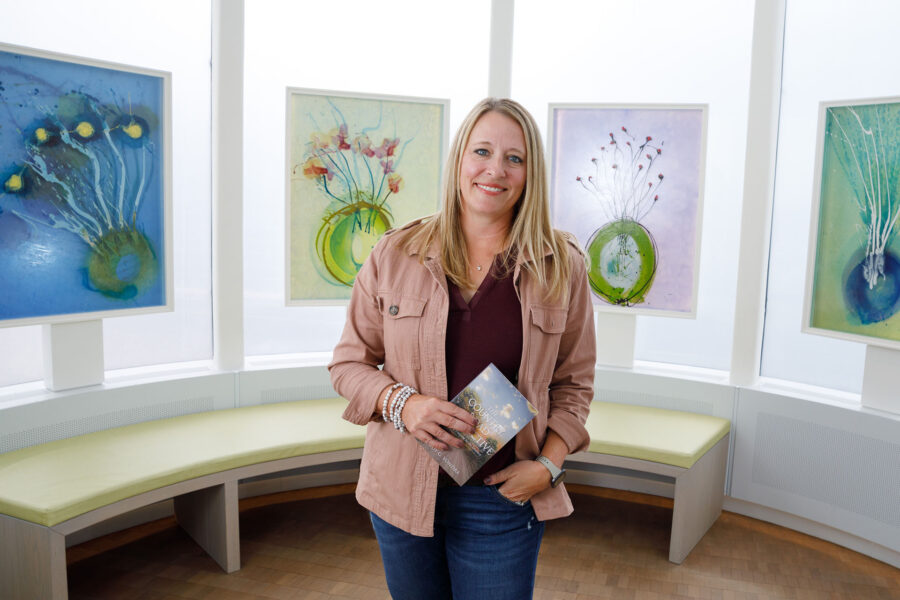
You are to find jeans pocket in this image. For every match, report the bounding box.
[488,485,527,507]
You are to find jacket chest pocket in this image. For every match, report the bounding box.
[526,305,567,384]
[379,293,426,371]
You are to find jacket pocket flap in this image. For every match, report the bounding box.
[530,306,567,333]
[381,295,426,319]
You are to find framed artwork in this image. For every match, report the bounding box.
[549,104,708,317]
[803,97,900,349]
[0,44,172,327]
[285,88,447,304]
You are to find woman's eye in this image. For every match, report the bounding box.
[474,148,489,157]
[509,155,524,164]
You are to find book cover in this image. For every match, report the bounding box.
[419,363,538,485]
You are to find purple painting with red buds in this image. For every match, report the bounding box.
[550,105,707,317]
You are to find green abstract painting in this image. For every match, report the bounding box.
[806,98,900,348]
[286,90,446,303]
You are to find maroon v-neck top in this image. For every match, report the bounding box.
[442,255,523,485]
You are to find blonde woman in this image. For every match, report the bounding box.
[330,98,595,599]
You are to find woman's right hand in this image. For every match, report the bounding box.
[401,395,477,451]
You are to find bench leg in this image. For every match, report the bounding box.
[669,434,729,564]
[0,514,68,599]
[174,480,240,572]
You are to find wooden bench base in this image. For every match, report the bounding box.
[1,438,729,600]
[567,434,730,563]
[0,403,730,597]
[0,448,363,600]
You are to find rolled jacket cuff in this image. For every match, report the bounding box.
[547,410,591,455]
[339,369,396,426]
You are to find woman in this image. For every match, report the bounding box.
[329,98,595,599]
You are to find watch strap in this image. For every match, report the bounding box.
[535,455,565,487]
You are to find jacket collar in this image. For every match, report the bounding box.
[400,222,558,264]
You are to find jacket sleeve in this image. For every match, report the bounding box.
[328,241,396,426]
[546,244,596,454]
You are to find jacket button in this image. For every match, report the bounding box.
[389,305,399,316]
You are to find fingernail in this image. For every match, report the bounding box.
[483,477,492,484]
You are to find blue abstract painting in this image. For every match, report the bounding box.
[0,46,167,325]
[806,98,900,348]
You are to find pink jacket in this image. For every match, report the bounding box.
[329,221,596,536]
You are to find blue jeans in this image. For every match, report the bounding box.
[370,485,545,600]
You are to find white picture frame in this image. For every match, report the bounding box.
[548,103,708,318]
[0,42,173,328]
[802,95,900,350]
[284,87,448,305]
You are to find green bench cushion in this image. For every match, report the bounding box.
[584,401,730,469]
[0,398,730,529]
[0,398,363,527]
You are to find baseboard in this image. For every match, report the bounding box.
[64,469,900,572]
[238,468,359,499]
[65,466,359,548]
[66,500,175,547]
[723,497,900,569]
[567,469,900,570]
[566,466,675,499]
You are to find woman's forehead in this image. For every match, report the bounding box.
[467,111,526,149]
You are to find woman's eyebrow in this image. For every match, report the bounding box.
[470,139,525,154]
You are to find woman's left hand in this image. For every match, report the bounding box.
[482,459,552,504]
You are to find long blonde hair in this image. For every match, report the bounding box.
[401,98,571,301]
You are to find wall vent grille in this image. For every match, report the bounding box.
[752,412,900,527]
[259,384,336,405]
[0,396,215,454]
[597,388,715,416]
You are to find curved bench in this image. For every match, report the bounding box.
[0,398,364,600]
[0,398,729,599]
[567,401,731,564]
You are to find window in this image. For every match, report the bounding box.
[0,0,212,386]
[512,0,755,370]
[243,0,491,357]
[760,0,900,392]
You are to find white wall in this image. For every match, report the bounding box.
[242,0,491,357]
[1,0,899,570]
[760,0,900,392]
[0,0,213,387]
[512,0,755,371]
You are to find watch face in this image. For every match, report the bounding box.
[552,469,566,487]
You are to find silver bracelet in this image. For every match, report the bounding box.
[391,385,417,432]
[382,383,402,422]
[391,386,414,429]
[394,392,411,432]
[388,385,407,424]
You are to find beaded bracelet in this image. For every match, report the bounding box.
[393,390,412,432]
[382,383,402,423]
[390,385,411,427]
[388,385,405,424]
[390,385,417,432]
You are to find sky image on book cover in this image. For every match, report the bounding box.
[420,363,538,486]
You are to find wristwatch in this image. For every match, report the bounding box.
[534,455,566,488]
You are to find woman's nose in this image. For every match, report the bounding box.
[487,157,505,177]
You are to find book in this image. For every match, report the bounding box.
[418,363,538,485]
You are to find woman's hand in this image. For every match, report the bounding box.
[482,460,553,504]
[401,394,477,451]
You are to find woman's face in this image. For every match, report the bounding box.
[459,110,527,225]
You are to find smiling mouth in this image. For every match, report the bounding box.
[475,183,505,193]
